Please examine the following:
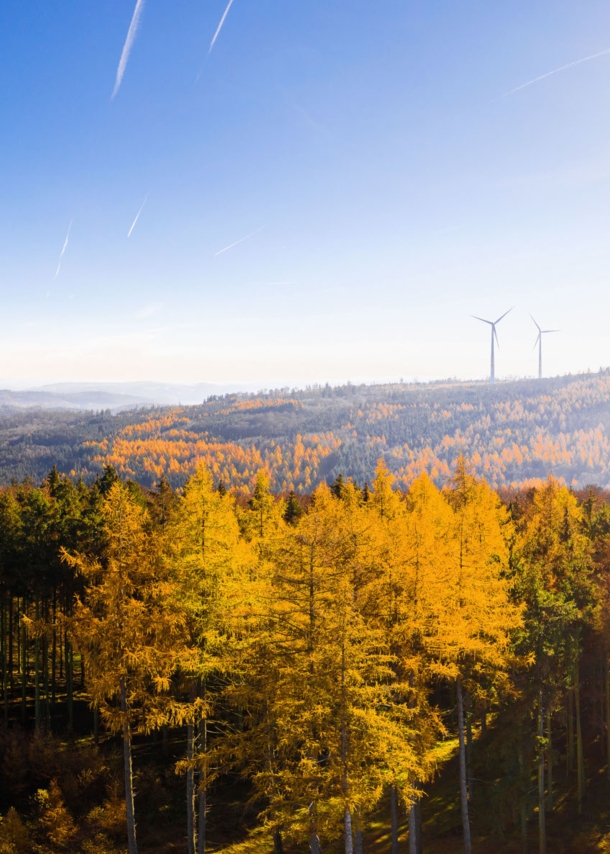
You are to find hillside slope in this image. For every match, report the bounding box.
[2,370,610,490]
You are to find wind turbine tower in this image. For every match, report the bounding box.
[472,308,513,383]
[531,316,559,379]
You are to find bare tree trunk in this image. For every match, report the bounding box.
[456,676,472,854]
[340,629,353,854]
[187,718,196,854]
[575,662,584,816]
[546,709,553,812]
[35,600,41,730]
[21,606,27,725]
[606,659,610,784]
[518,746,528,854]
[408,786,423,854]
[566,688,574,776]
[121,678,138,854]
[43,620,50,730]
[344,807,354,854]
[51,591,57,709]
[390,785,399,854]
[8,597,14,693]
[274,829,284,854]
[187,680,198,854]
[309,802,321,854]
[538,695,546,854]
[1,593,7,724]
[66,635,73,731]
[465,690,473,798]
[197,713,207,854]
[408,803,416,854]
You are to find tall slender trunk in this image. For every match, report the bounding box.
[121,678,138,854]
[408,794,423,854]
[8,596,14,692]
[1,593,7,724]
[575,661,584,816]
[546,709,553,812]
[66,637,73,731]
[390,785,399,854]
[456,676,472,854]
[408,804,417,854]
[606,659,610,784]
[538,695,546,854]
[187,683,197,854]
[465,691,473,798]
[340,632,353,854]
[307,550,320,854]
[567,688,574,774]
[309,802,321,854]
[518,746,528,854]
[59,623,64,679]
[43,626,50,729]
[344,808,354,854]
[51,591,57,709]
[197,708,207,854]
[35,599,41,730]
[21,609,27,725]
[273,829,284,854]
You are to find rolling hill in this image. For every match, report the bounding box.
[2,370,610,491]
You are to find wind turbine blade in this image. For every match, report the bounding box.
[533,334,540,349]
[542,329,560,334]
[494,325,500,348]
[530,314,541,333]
[471,315,493,325]
[494,306,514,325]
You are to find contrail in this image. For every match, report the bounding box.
[214,226,264,256]
[54,220,72,279]
[209,0,235,54]
[112,0,147,99]
[127,195,148,237]
[504,46,610,96]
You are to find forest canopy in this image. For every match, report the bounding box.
[0,459,609,853]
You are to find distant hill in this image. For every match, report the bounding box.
[0,388,147,413]
[31,381,257,407]
[2,371,610,491]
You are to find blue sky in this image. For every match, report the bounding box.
[1,0,610,386]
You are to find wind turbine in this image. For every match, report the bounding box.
[531,316,559,379]
[472,308,513,383]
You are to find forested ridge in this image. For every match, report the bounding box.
[3,370,610,492]
[1,460,610,853]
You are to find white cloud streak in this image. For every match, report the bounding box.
[209,0,235,54]
[127,195,148,237]
[504,46,610,96]
[54,220,72,279]
[214,226,264,256]
[112,0,147,99]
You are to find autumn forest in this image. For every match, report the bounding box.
[1,453,610,853]
[3,372,610,493]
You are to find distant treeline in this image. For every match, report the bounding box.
[0,460,609,853]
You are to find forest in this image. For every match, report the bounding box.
[0,459,610,853]
[2,370,610,492]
